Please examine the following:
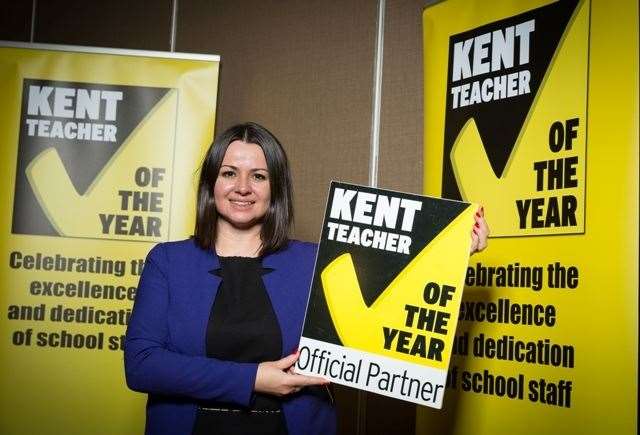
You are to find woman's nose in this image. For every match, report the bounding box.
[234,174,251,194]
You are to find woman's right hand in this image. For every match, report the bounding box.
[255,351,329,396]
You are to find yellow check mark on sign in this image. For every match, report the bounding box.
[321,204,475,370]
[26,90,176,240]
[449,1,588,237]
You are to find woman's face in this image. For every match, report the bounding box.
[213,140,271,231]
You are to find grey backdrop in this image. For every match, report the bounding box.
[1,1,430,433]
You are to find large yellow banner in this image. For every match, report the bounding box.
[422,0,638,433]
[0,42,219,434]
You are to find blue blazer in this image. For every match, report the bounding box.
[124,239,336,435]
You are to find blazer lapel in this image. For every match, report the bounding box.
[262,250,299,357]
[188,250,221,356]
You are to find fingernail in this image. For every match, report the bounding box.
[476,212,481,217]
[480,206,484,215]
[292,347,298,354]
[474,222,480,228]
[473,229,477,234]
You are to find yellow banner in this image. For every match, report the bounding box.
[0,43,219,434]
[422,0,638,433]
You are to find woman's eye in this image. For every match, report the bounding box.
[253,173,268,181]
[220,170,235,178]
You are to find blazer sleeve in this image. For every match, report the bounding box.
[124,243,257,406]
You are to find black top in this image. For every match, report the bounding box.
[192,256,288,435]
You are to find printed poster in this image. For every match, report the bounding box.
[297,181,477,409]
[421,0,638,433]
[0,42,219,435]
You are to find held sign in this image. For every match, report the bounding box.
[297,182,476,408]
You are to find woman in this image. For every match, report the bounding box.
[124,122,488,435]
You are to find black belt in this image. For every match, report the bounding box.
[198,406,282,414]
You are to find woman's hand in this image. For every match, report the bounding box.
[255,351,328,396]
[470,206,489,255]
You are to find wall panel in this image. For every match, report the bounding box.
[378,0,425,196]
[0,0,32,42]
[34,0,172,50]
[178,0,376,243]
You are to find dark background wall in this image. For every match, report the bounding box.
[0,0,428,433]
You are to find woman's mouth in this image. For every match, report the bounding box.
[229,200,255,207]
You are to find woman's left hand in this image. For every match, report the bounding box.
[470,206,489,255]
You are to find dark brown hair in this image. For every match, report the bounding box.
[194,122,293,255]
